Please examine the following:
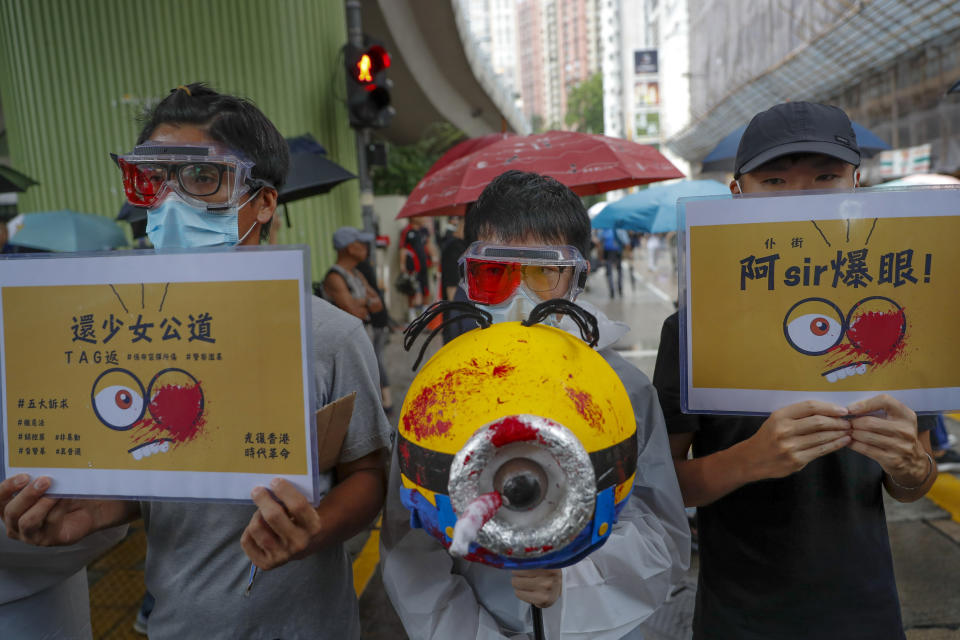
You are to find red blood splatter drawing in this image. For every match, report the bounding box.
[90,283,210,461]
[783,295,907,382]
[91,367,207,460]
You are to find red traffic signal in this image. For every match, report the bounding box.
[353,45,390,84]
[343,39,395,129]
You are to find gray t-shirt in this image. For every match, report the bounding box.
[140,297,391,640]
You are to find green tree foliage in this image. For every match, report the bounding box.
[564,73,603,134]
[529,114,546,134]
[372,122,467,195]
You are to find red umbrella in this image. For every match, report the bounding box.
[423,132,514,177]
[397,130,683,219]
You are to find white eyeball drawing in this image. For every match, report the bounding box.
[783,298,845,356]
[92,369,146,430]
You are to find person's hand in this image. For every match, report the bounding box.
[511,569,562,608]
[742,400,851,480]
[1,474,101,546]
[241,478,323,570]
[847,394,928,486]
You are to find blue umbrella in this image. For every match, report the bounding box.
[8,210,128,252]
[700,122,891,173]
[592,180,729,232]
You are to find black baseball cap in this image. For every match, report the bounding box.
[734,102,861,177]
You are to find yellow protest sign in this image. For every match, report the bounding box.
[680,188,960,413]
[1,248,318,502]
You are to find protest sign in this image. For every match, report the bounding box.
[0,247,319,502]
[680,187,960,414]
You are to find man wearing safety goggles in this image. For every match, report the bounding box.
[115,140,275,249]
[381,170,689,640]
[1,83,391,640]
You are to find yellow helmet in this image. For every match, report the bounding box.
[398,303,637,569]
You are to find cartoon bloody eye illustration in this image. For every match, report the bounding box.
[783,298,845,355]
[145,368,206,443]
[92,368,146,430]
[845,296,906,365]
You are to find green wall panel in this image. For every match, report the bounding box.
[0,0,360,280]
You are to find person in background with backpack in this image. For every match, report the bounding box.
[601,226,624,298]
[399,216,435,321]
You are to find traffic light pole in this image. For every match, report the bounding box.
[355,128,376,237]
[345,0,377,240]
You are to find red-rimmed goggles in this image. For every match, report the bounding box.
[459,242,588,305]
[114,143,269,211]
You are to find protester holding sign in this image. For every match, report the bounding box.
[381,171,690,639]
[0,83,391,639]
[654,102,937,639]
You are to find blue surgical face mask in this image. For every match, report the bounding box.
[146,192,258,250]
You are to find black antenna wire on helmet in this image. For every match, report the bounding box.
[403,301,493,370]
[522,298,600,348]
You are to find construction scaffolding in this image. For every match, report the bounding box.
[667,0,960,175]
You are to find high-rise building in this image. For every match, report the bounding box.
[667,1,960,179]
[463,0,521,98]
[513,0,602,129]
[489,0,520,93]
[647,0,691,175]
[517,0,546,123]
[601,0,663,144]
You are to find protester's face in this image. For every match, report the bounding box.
[147,123,275,246]
[731,155,858,194]
[476,234,577,302]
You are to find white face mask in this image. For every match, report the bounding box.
[475,287,543,326]
[475,287,569,327]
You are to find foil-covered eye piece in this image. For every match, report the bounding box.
[495,458,548,511]
[450,415,596,558]
[397,317,638,569]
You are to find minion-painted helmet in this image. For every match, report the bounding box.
[397,300,638,569]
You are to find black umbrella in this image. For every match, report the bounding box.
[274,134,356,228]
[0,164,39,193]
[948,79,960,94]
[279,133,356,205]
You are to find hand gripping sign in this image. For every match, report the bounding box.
[397,300,638,569]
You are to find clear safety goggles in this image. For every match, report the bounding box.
[459,242,589,305]
[114,142,270,211]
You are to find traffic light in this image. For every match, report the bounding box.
[344,39,395,129]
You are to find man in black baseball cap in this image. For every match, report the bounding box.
[731,101,862,193]
[654,101,937,639]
